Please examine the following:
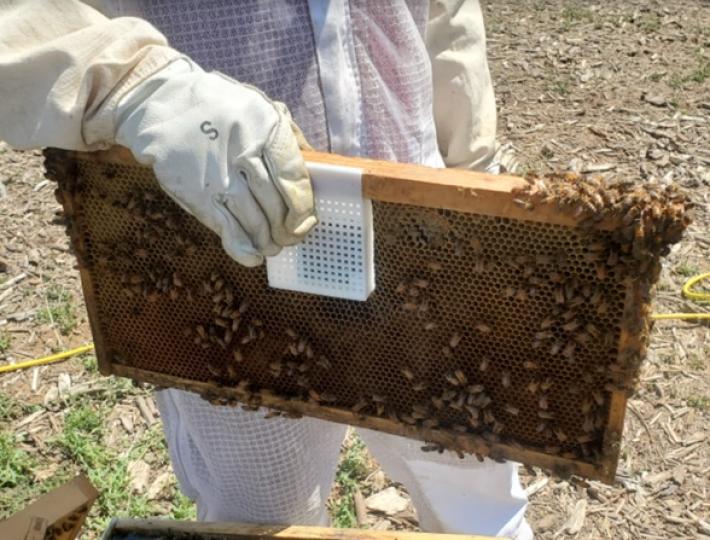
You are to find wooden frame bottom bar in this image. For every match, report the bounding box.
[111,364,613,482]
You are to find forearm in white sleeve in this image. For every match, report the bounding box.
[427,0,497,171]
[0,0,180,150]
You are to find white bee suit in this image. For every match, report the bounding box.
[0,0,530,537]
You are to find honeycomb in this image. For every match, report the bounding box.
[46,149,677,483]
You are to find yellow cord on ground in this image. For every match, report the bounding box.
[0,343,95,375]
[651,272,710,321]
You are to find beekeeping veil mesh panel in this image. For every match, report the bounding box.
[45,148,689,483]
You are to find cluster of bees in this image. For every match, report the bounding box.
[43,504,89,540]
[515,172,691,275]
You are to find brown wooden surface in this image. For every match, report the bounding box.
[106,518,500,539]
[112,364,608,482]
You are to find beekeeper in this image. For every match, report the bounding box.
[0,1,531,538]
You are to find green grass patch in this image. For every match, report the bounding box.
[82,354,99,374]
[50,403,194,533]
[0,432,36,490]
[668,56,710,90]
[550,79,571,96]
[329,433,370,528]
[0,332,10,354]
[687,353,705,371]
[37,284,77,335]
[0,393,39,422]
[674,263,699,278]
[560,6,593,30]
[639,14,661,33]
[687,395,709,411]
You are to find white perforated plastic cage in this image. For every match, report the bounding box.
[266,162,375,301]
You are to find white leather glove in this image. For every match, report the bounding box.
[114,59,317,266]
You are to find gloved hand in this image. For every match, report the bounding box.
[114,59,316,266]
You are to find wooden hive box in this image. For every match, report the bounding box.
[44,147,691,483]
[101,518,500,539]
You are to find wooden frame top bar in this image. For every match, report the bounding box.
[78,147,586,229]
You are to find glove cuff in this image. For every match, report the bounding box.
[82,47,188,149]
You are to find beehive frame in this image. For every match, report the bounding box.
[45,147,689,484]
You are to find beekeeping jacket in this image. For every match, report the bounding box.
[0,1,530,538]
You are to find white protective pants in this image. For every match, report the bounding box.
[156,389,532,539]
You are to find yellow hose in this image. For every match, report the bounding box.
[651,272,710,321]
[0,343,94,375]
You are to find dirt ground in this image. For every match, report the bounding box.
[1,0,708,538]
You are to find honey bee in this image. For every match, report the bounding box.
[514,198,534,211]
[445,372,461,386]
[470,236,483,253]
[479,357,490,372]
[537,410,554,420]
[351,399,368,413]
[562,320,580,333]
[206,360,222,378]
[538,395,549,410]
[523,360,539,370]
[414,278,430,289]
[454,369,467,385]
[504,404,520,416]
[427,261,443,272]
[412,381,428,392]
[501,371,511,388]
[431,396,444,410]
[592,390,605,406]
[539,317,555,330]
[449,333,462,349]
[421,443,443,453]
[562,342,576,359]
[401,414,416,425]
[475,322,492,335]
[423,321,438,331]
[527,381,540,394]
[401,367,415,381]
[422,418,439,429]
[467,383,484,394]
[514,289,529,302]
[316,356,332,370]
[320,392,337,403]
